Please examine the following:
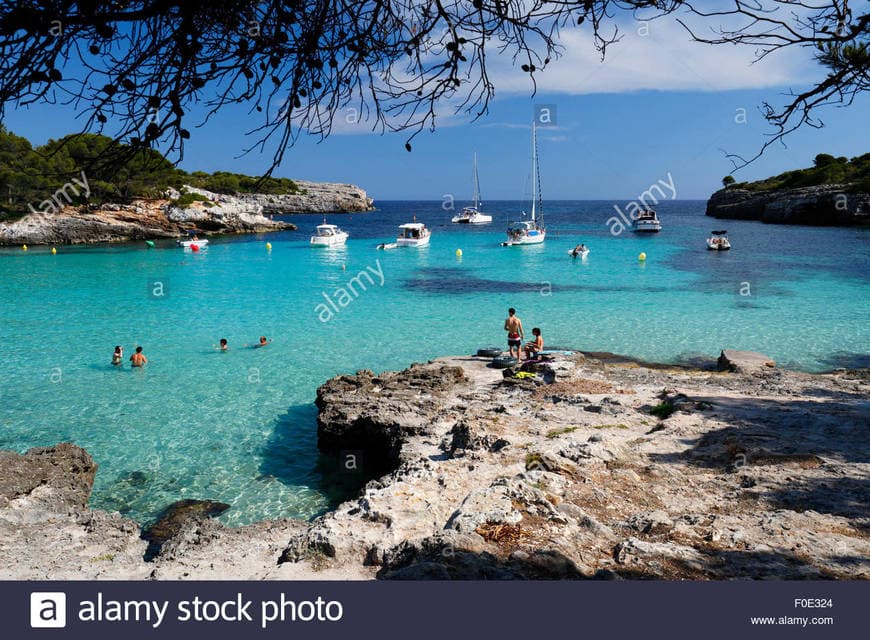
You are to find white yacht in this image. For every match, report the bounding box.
[452,153,492,224]
[632,210,662,233]
[503,121,546,246]
[396,222,431,247]
[310,223,349,247]
[707,230,731,251]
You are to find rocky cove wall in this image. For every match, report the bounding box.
[706,184,869,226]
[236,180,374,214]
[0,180,373,246]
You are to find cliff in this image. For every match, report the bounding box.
[2,351,868,580]
[0,191,295,246]
[237,180,374,214]
[706,184,870,226]
[0,180,373,245]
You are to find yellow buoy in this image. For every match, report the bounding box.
[638,252,647,261]
[22,244,28,251]
[51,247,57,254]
[455,249,463,257]
[265,242,272,251]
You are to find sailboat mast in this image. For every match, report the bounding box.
[472,152,480,209]
[531,121,537,222]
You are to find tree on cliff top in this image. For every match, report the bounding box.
[0,1,867,174]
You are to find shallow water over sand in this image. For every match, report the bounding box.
[1,201,867,525]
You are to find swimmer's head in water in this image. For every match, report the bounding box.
[220,338,227,347]
[259,336,267,344]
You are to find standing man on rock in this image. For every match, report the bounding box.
[504,308,524,361]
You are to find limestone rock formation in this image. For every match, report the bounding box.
[706,185,869,226]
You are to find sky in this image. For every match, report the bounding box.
[2,9,868,201]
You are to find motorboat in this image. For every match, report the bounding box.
[503,122,546,246]
[707,230,731,251]
[632,210,661,233]
[452,153,492,224]
[396,222,431,247]
[310,223,349,247]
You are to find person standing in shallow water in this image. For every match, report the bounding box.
[504,308,524,360]
[111,346,123,366]
[130,346,147,367]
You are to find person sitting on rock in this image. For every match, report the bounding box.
[524,328,544,360]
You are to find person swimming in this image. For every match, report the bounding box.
[219,338,228,351]
[130,346,148,367]
[111,346,123,366]
[254,336,271,348]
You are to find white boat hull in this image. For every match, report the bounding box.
[504,230,546,246]
[396,235,431,247]
[177,239,209,248]
[451,213,492,224]
[310,232,348,247]
[707,239,731,250]
[632,222,661,233]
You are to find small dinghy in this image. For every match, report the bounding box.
[177,238,209,249]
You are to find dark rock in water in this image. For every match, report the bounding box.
[0,443,96,512]
[141,499,230,561]
[706,185,869,226]
[122,470,149,486]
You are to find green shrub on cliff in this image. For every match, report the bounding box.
[0,127,303,217]
[732,153,870,193]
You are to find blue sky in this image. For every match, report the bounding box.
[3,12,868,200]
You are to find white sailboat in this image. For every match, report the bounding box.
[503,121,546,246]
[452,152,492,224]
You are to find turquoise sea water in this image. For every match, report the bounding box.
[1,201,868,525]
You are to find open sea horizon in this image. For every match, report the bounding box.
[1,199,867,526]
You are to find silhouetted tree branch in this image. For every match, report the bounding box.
[679,0,869,170]
[0,1,866,175]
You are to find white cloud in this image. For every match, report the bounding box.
[489,17,820,95]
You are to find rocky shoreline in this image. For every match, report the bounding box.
[0,180,373,246]
[706,184,869,226]
[1,351,867,580]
